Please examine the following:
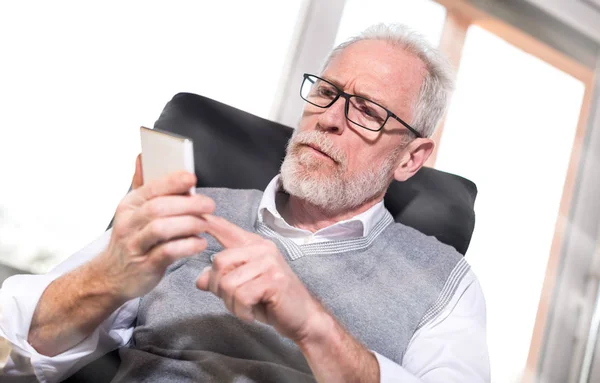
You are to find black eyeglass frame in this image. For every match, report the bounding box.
[300,73,422,138]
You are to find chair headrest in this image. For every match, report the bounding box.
[153,93,477,255]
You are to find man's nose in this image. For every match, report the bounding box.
[316,96,347,135]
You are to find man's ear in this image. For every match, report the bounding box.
[393,138,435,182]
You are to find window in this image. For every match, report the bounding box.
[0,0,302,272]
[434,25,586,382]
[334,0,446,46]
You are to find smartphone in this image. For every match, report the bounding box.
[140,126,196,195]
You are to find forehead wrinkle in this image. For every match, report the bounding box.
[322,40,427,121]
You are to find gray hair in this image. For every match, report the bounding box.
[321,23,455,138]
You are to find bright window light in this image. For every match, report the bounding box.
[435,25,585,383]
[0,0,302,272]
[334,0,446,47]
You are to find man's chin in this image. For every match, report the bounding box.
[296,156,340,173]
[287,165,337,182]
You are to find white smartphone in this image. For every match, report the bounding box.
[140,126,196,195]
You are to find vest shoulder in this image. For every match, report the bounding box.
[382,221,465,263]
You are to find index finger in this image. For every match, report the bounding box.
[203,214,262,249]
[136,171,197,202]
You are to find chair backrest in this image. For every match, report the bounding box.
[152,93,478,255]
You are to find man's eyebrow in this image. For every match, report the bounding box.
[321,75,345,90]
[356,92,388,108]
[322,75,388,107]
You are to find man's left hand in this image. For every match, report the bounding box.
[197,215,328,343]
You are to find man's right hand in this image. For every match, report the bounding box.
[28,155,214,357]
[94,160,214,302]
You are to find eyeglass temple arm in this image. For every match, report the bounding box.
[391,114,422,138]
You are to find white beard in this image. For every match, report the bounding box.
[280,130,401,214]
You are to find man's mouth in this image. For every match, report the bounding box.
[303,143,335,162]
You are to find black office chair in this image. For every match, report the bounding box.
[63,92,477,382]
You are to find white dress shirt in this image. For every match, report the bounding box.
[0,176,490,382]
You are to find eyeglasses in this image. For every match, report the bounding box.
[300,73,422,138]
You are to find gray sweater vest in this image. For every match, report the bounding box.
[113,188,469,382]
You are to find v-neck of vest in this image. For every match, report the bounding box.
[255,211,395,261]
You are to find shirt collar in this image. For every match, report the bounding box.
[258,175,388,241]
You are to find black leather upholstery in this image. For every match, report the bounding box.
[154,93,477,255]
[63,92,477,383]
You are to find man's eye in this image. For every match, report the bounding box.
[360,106,383,121]
[317,86,337,98]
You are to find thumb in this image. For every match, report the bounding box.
[131,153,144,190]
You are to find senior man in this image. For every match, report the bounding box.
[0,24,489,382]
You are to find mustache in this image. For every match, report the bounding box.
[287,130,346,165]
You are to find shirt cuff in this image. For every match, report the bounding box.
[374,351,422,383]
[0,272,59,349]
[0,272,60,381]
[0,229,122,382]
[30,317,136,383]
[1,270,137,383]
